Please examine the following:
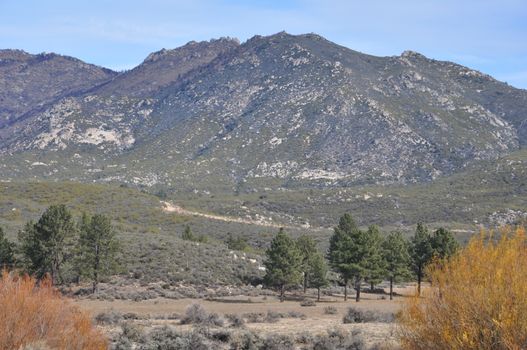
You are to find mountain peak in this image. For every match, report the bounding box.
[143,37,240,64]
[400,50,426,59]
[0,49,33,60]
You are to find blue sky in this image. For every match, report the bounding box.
[1,0,526,88]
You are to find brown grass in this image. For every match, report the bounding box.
[0,270,107,350]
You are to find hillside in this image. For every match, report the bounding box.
[0,181,285,286]
[0,32,526,228]
[0,49,116,128]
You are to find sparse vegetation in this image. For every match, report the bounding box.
[225,233,250,251]
[300,299,316,307]
[324,305,338,315]
[343,307,394,324]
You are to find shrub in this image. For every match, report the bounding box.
[143,326,209,350]
[0,270,107,350]
[120,322,144,342]
[324,306,338,315]
[296,331,314,345]
[399,226,527,349]
[243,312,266,323]
[343,307,393,324]
[209,329,231,343]
[287,310,306,318]
[95,310,123,325]
[226,233,249,251]
[228,330,263,349]
[181,304,223,326]
[262,334,295,350]
[225,313,245,328]
[300,299,317,307]
[265,310,281,323]
[181,304,208,324]
[312,328,365,350]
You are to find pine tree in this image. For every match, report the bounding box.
[264,228,302,301]
[18,205,76,284]
[410,223,434,295]
[182,225,195,241]
[296,234,318,293]
[364,225,386,291]
[309,252,329,301]
[431,227,459,259]
[327,214,370,302]
[0,227,15,268]
[382,231,411,300]
[77,213,119,293]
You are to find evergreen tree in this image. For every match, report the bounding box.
[296,234,319,293]
[431,227,459,259]
[226,233,249,251]
[382,231,411,300]
[18,205,76,284]
[181,225,208,243]
[364,225,386,291]
[410,223,434,295]
[181,225,195,241]
[0,227,15,268]
[309,252,329,301]
[264,228,302,301]
[327,214,370,302]
[77,213,119,293]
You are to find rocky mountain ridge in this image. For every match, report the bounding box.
[0,49,116,128]
[0,32,525,197]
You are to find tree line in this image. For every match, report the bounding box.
[0,204,119,293]
[264,213,459,302]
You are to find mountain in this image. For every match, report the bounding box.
[0,49,116,128]
[95,37,239,98]
[0,32,526,227]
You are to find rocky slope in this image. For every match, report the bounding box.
[0,32,525,198]
[0,49,116,128]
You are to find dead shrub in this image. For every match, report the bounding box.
[324,306,338,315]
[0,270,107,350]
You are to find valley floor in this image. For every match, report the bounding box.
[75,285,416,349]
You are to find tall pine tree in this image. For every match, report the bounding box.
[431,227,459,259]
[77,213,119,293]
[328,214,370,302]
[264,228,302,301]
[19,205,76,284]
[296,234,319,293]
[382,231,411,300]
[410,223,434,295]
[364,225,386,291]
[309,252,329,301]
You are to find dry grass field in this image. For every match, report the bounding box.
[75,284,417,348]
